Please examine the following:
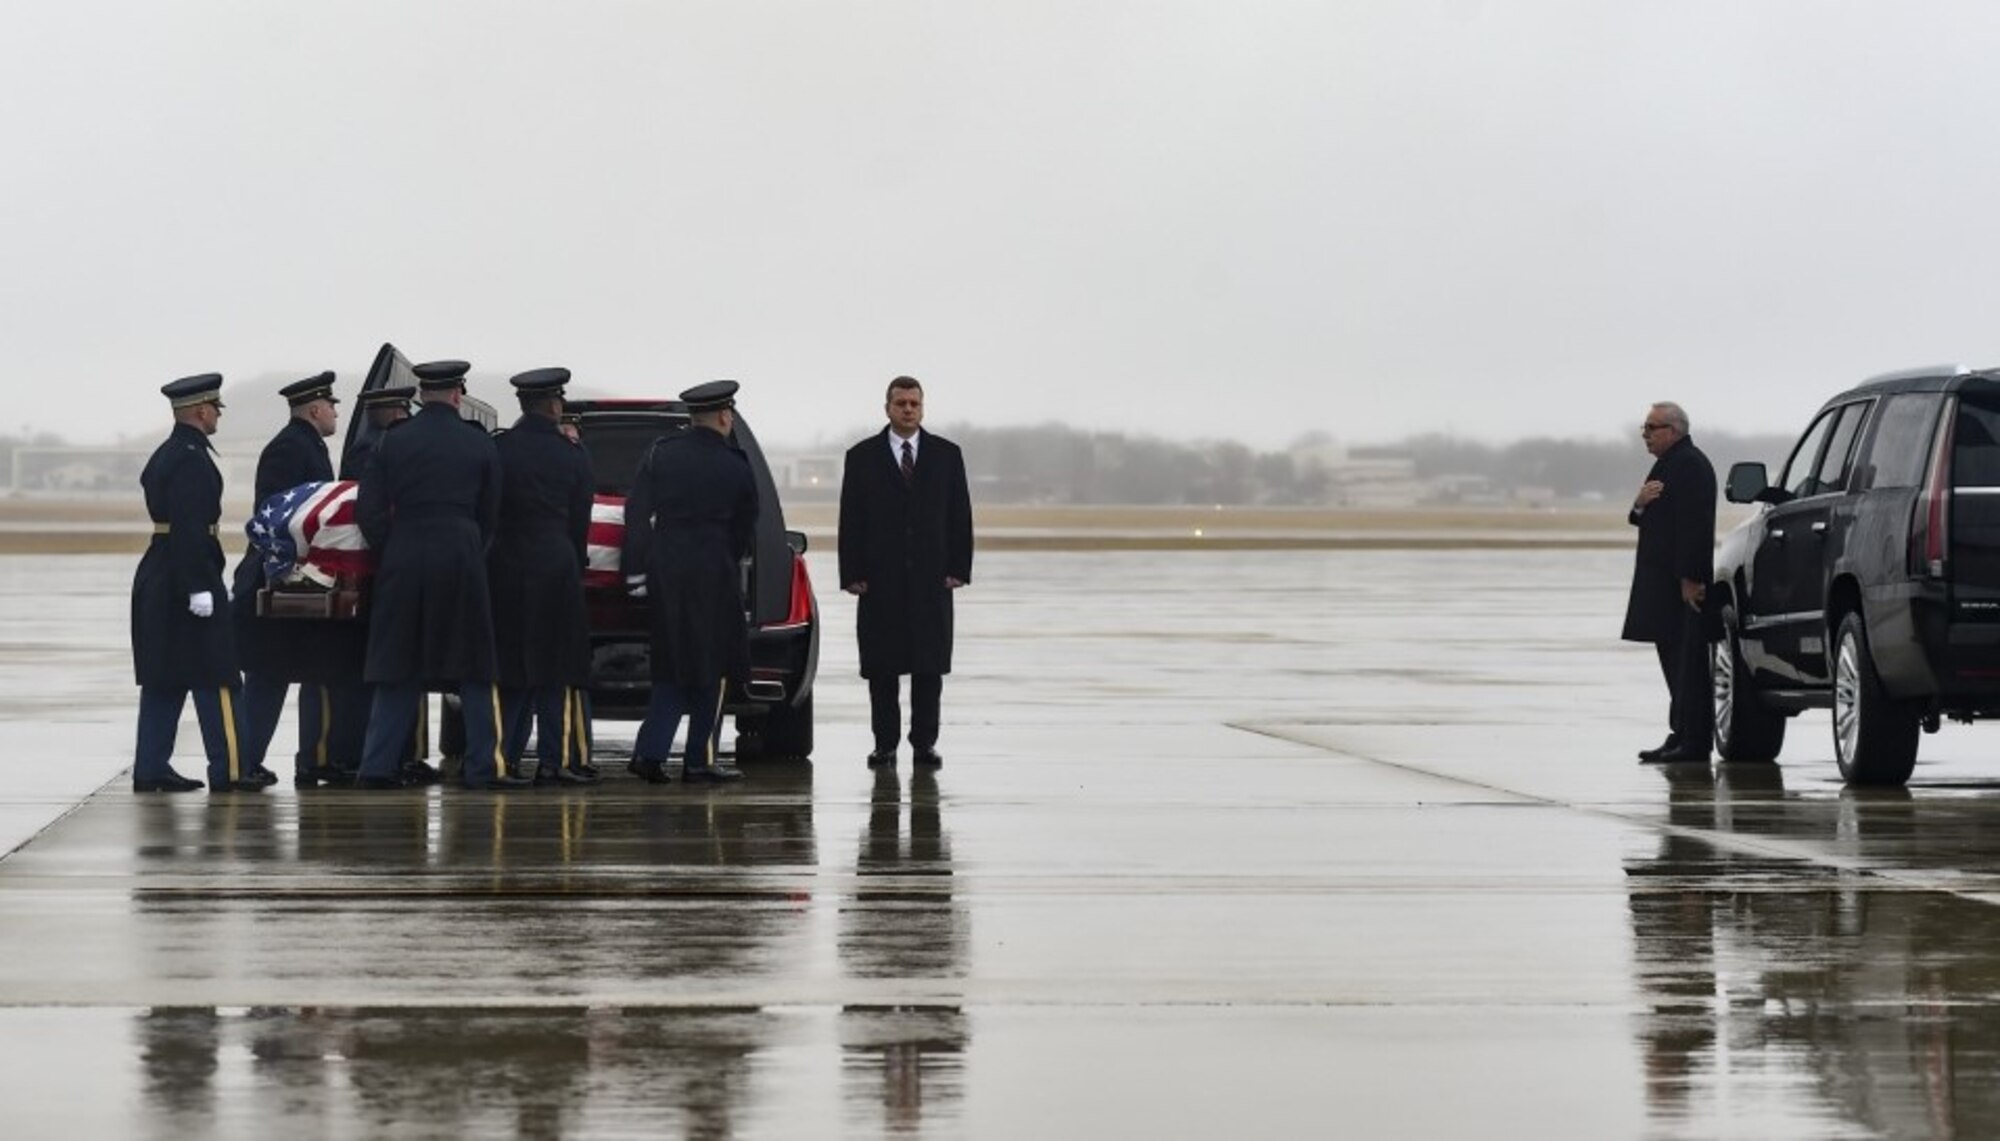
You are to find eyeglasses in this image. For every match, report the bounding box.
[1641,422,1674,434]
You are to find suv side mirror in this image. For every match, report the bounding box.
[786,529,809,555]
[1726,462,1771,504]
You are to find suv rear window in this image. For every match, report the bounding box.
[1956,399,2000,488]
[1863,393,1942,489]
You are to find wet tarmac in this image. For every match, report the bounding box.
[7,549,2000,1137]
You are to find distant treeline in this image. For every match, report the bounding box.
[1401,429,1798,500]
[2,423,1800,506]
[935,423,1800,505]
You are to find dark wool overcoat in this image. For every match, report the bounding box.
[357,402,503,685]
[837,427,974,678]
[1622,434,1718,644]
[228,416,353,680]
[131,423,237,687]
[489,414,594,688]
[619,427,759,687]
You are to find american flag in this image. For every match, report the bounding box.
[246,480,372,588]
[586,494,626,587]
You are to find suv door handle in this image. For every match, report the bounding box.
[1771,528,1786,541]
[1811,521,1828,535]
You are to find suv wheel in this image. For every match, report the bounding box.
[1713,605,1785,762]
[1832,611,1920,786]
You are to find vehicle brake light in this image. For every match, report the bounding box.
[1913,401,1957,577]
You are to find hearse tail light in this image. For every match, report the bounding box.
[766,552,814,630]
[1913,401,1957,577]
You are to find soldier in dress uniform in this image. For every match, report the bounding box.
[353,361,528,790]
[340,385,415,482]
[131,374,255,793]
[330,385,430,781]
[556,410,601,776]
[490,368,598,784]
[231,372,342,788]
[620,380,758,784]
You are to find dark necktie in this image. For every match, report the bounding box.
[900,440,915,486]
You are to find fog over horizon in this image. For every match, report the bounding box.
[10,3,2000,454]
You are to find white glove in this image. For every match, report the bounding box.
[626,575,648,599]
[188,591,214,618]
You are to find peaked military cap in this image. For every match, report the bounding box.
[162,373,225,409]
[358,385,415,410]
[510,367,570,403]
[679,379,738,413]
[280,371,339,407]
[412,360,471,391]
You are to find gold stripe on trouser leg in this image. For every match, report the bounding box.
[314,684,331,766]
[703,681,727,768]
[410,695,426,759]
[487,684,507,778]
[559,690,573,772]
[572,688,592,768]
[218,687,241,782]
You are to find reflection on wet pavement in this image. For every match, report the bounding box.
[16,550,2000,1135]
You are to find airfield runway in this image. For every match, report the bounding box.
[1,545,1996,1138]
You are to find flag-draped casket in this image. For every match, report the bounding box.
[246,481,627,612]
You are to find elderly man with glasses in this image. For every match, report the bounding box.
[1623,402,1718,764]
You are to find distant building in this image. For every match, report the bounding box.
[1288,439,1425,506]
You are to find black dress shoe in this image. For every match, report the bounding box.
[1636,735,1681,762]
[462,773,534,790]
[133,772,204,793]
[1648,745,1712,765]
[552,766,600,785]
[632,757,671,784]
[245,766,281,787]
[913,748,943,768]
[682,766,745,784]
[209,779,269,793]
[866,750,896,770]
[575,762,602,779]
[294,764,346,789]
[353,774,409,790]
[400,759,443,786]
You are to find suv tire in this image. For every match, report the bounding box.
[1832,610,1921,786]
[736,693,814,761]
[1713,605,1786,763]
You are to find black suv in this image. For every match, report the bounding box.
[1713,365,2000,785]
[344,346,819,761]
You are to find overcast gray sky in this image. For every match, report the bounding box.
[8,1,2000,452]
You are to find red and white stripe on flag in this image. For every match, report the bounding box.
[586,494,626,587]
[287,480,371,587]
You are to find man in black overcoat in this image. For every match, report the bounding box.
[131,374,252,792]
[1622,401,1719,764]
[490,368,596,784]
[353,361,528,790]
[620,380,758,784]
[231,372,342,788]
[838,376,974,770]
